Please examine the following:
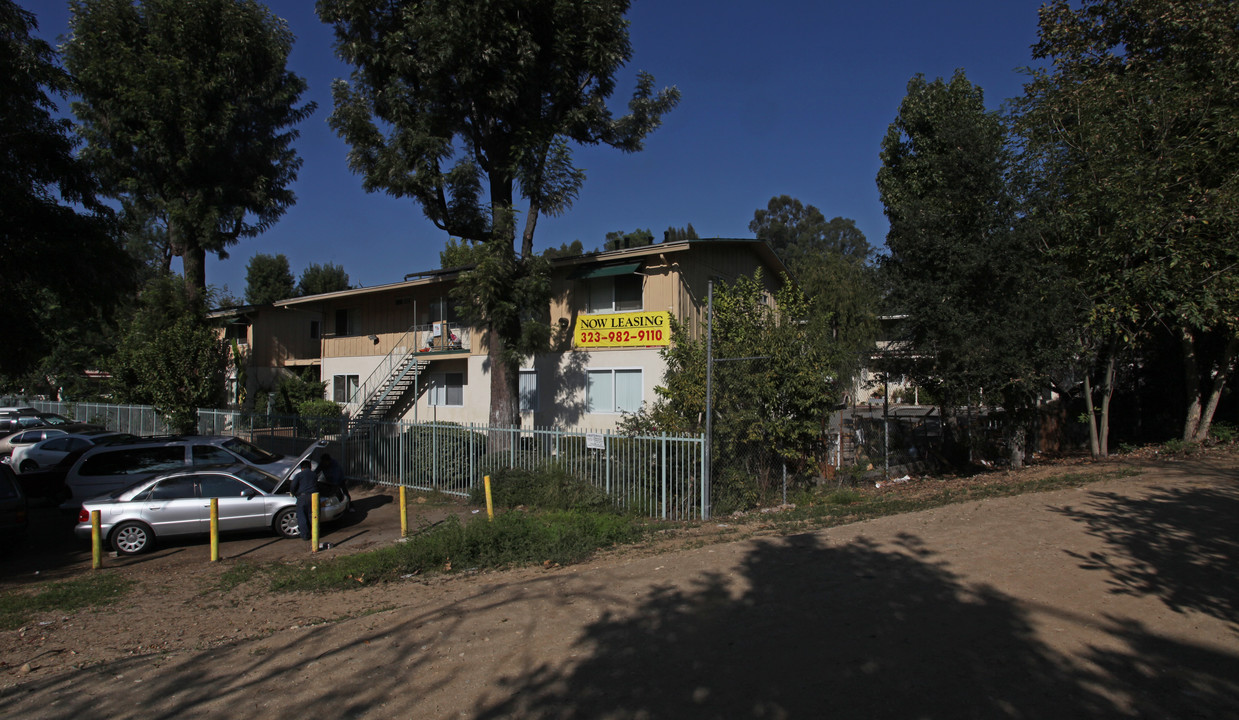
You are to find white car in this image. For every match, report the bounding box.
[10,430,134,474]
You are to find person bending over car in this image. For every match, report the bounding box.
[318,453,351,509]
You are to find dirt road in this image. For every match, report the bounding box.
[1,455,1237,718]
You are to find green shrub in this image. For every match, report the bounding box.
[1210,422,1237,444]
[1161,438,1196,455]
[469,464,615,512]
[711,466,760,515]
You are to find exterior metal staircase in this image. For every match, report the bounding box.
[352,353,430,423]
[344,321,469,432]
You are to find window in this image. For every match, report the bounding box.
[198,474,252,498]
[427,297,458,324]
[79,447,185,476]
[192,445,236,466]
[223,323,247,344]
[587,369,642,413]
[310,320,320,340]
[333,374,360,403]
[519,370,538,412]
[334,308,356,336]
[41,437,72,453]
[429,372,464,407]
[587,274,643,313]
[147,476,197,500]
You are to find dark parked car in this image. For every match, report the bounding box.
[0,464,28,544]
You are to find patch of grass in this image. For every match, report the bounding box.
[770,468,1139,534]
[268,509,644,592]
[215,561,258,593]
[0,573,133,630]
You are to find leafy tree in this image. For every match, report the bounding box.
[319,0,679,433]
[543,240,585,259]
[877,71,1070,468]
[65,0,315,303]
[750,196,871,266]
[254,367,327,416]
[749,196,877,384]
[0,0,132,378]
[109,275,228,432]
[297,262,350,295]
[623,271,846,511]
[662,224,699,243]
[244,253,295,305]
[440,238,485,269]
[603,228,654,251]
[1014,0,1239,444]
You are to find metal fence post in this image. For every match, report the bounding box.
[661,432,667,520]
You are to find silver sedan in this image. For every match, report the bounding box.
[74,464,348,554]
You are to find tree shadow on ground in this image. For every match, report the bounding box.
[4,531,1238,718]
[1053,481,1239,628]
[469,532,1239,719]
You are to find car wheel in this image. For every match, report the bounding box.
[111,521,154,555]
[18,459,36,473]
[273,508,300,538]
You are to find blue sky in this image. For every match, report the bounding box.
[28,0,1048,299]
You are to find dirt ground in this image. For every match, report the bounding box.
[0,449,1237,718]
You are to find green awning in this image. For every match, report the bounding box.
[569,262,641,280]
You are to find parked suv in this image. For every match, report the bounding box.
[63,435,306,506]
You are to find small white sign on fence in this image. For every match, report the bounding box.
[585,432,605,450]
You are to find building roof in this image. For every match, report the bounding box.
[271,238,789,308]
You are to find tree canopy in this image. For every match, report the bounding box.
[623,271,847,511]
[244,253,296,305]
[66,0,315,302]
[297,262,350,296]
[750,196,877,381]
[878,71,1070,467]
[0,0,131,378]
[750,195,871,268]
[603,228,654,251]
[662,224,699,243]
[1014,0,1239,443]
[319,0,679,430]
[109,275,228,432]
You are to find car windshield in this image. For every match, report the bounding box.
[39,414,73,425]
[220,437,281,464]
[232,466,279,493]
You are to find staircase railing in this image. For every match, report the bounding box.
[345,322,469,420]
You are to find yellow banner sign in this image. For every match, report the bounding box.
[574,311,671,348]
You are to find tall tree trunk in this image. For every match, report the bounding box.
[1098,349,1116,457]
[1191,334,1238,443]
[1181,328,1204,442]
[1083,373,1101,459]
[181,245,207,304]
[1007,422,1026,469]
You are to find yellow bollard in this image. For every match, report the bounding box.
[399,485,408,537]
[311,491,320,552]
[91,509,102,570]
[210,498,219,562]
[484,474,494,521]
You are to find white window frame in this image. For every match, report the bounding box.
[586,368,643,414]
[587,274,643,314]
[333,374,359,403]
[428,372,464,407]
[519,369,538,412]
